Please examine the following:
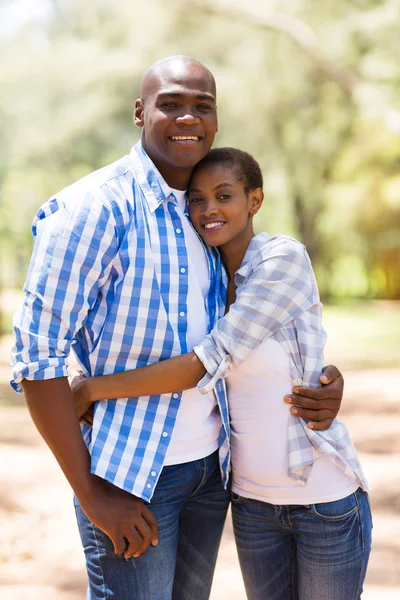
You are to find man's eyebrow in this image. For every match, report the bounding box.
[157,92,216,102]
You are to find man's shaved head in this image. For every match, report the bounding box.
[134,55,218,189]
[140,55,216,102]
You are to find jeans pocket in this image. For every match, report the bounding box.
[310,491,359,522]
[231,491,243,504]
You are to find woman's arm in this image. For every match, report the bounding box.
[72,352,206,416]
[73,236,343,431]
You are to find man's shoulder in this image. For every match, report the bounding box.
[57,153,134,204]
[32,153,138,237]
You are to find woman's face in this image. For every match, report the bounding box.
[188,163,262,248]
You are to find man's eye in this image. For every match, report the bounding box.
[197,104,212,111]
[161,102,178,108]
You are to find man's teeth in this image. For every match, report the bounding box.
[171,136,199,141]
[204,222,224,229]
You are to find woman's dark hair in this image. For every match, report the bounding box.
[189,147,263,194]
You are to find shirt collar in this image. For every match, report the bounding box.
[129,141,178,213]
[235,232,270,283]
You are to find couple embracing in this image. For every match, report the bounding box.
[12,56,371,600]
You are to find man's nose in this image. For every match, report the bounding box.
[176,112,200,125]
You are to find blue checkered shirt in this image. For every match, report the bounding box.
[194,233,368,491]
[11,142,229,501]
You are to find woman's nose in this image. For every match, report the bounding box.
[202,201,218,216]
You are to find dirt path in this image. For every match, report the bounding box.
[1,368,399,599]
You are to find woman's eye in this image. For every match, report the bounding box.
[219,194,231,200]
[189,197,203,204]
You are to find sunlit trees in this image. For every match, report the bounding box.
[0,0,399,303]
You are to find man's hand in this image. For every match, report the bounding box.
[284,365,344,431]
[21,377,158,560]
[80,476,158,559]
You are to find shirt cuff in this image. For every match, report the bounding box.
[193,343,233,394]
[10,359,69,393]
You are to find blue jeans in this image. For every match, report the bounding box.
[74,451,229,600]
[231,487,372,600]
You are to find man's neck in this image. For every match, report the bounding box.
[141,142,193,190]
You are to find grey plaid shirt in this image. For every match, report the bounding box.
[194,233,368,491]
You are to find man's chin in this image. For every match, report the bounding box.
[167,145,210,167]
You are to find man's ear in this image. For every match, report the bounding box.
[249,188,264,215]
[134,99,144,128]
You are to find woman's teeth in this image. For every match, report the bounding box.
[204,222,224,229]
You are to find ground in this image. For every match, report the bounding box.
[1,299,399,599]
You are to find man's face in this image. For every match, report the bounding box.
[135,62,218,188]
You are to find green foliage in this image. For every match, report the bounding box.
[0,0,399,298]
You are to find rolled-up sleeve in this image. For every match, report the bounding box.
[194,237,318,393]
[11,191,118,391]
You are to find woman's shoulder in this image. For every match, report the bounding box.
[252,233,308,263]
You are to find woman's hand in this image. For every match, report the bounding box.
[70,373,94,426]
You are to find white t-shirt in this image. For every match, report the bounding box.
[228,336,358,504]
[164,189,220,465]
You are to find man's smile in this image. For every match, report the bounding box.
[170,135,202,141]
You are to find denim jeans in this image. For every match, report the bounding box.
[231,487,372,600]
[74,451,230,600]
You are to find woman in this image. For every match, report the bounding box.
[73,148,371,600]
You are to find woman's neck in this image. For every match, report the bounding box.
[219,229,254,282]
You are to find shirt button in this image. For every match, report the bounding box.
[176,228,182,234]
[173,393,179,398]
[180,267,186,273]
[162,432,168,437]
[151,471,157,477]
[179,311,185,317]
[146,483,152,488]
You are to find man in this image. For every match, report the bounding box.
[11,56,344,599]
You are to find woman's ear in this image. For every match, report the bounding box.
[249,188,264,215]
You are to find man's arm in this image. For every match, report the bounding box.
[21,377,158,559]
[72,238,343,431]
[12,193,157,558]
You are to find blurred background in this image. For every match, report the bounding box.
[0,0,399,598]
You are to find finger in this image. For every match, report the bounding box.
[80,414,93,428]
[289,407,335,421]
[111,533,127,555]
[123,528,143,559]
[81,407,94,423]
[290,385,341,401]
[141,507,158,545]
[285,395,339,410]
[130,521,155,558]
[320,364,342,384]
[307,418,334,431]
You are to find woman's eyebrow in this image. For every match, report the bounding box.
[213,182,233,190]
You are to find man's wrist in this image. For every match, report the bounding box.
[75,472,104,503]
